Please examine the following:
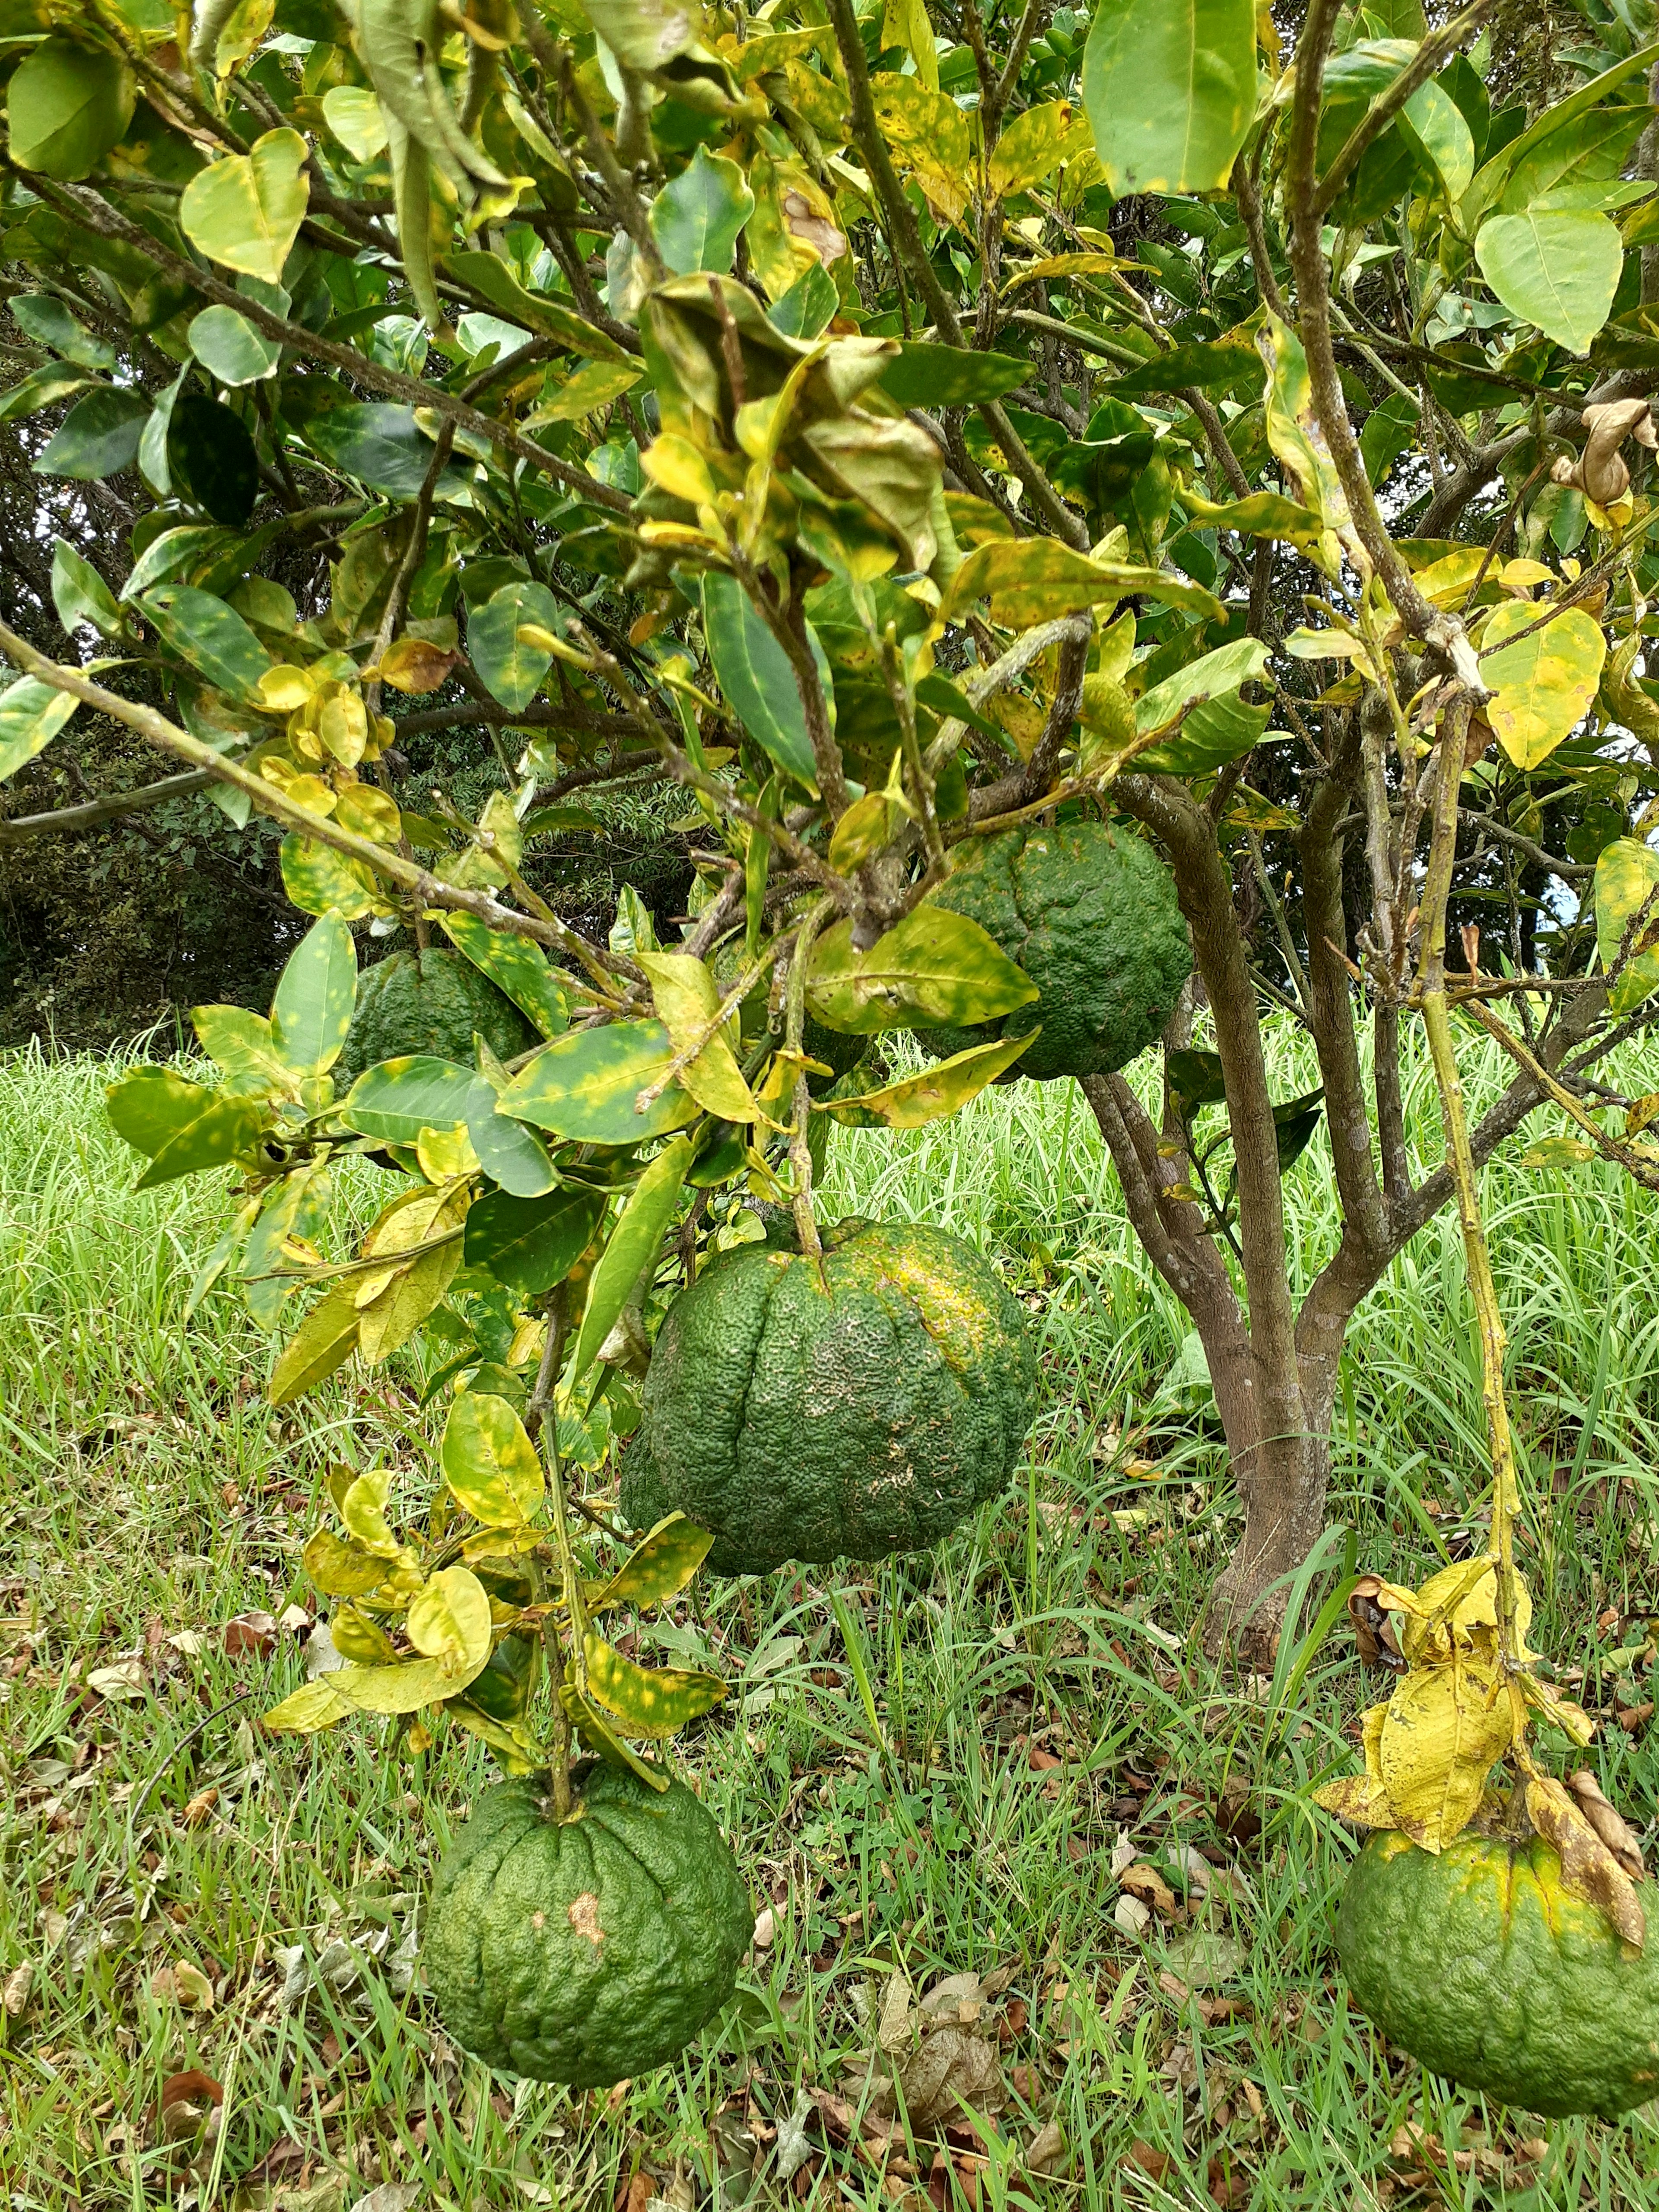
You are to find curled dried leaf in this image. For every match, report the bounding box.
[1568,1768,1646,1878]
[1526,1774,1646,1949]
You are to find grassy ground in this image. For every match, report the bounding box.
[2,1024,1658,2212]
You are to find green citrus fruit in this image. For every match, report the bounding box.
[620,1217,1037,1575]
[1336,1828,1659,2118]
[917,818,1191,1080]
[423,1765,752,2086]
[337,948,537,1086]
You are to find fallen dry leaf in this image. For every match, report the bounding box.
[223,1611,279,1659]
[614,2174,655,2212]
[884,2025,1004,2126]
[1025,2118,1067,2176]
[182,1787,219,1828]
[1124,2140,1172,2181]
[751,1906,776,1951]
[2,1963,32,2018]
[1120,1863,1180,1918]
[86,1657,147,1701]
[159,2068,223,2143]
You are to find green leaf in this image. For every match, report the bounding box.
[1168,1048,1227,1108]
[321,83,388,162]
[10,292,115,371]
[559,1677,672,1788]
[442,1391,545,1526]
[582,1628,725,1738]
[497,1021,699,1144]
[467,579,561,714]
[442,250,629,360]
[1109,342,1262,400]
[105,1067,267,1187]
[50,539,121,637]
[344,1055,476,1144]
[1479,601,1606,769]
[280,836,384,921]
[269,1291,362,1402]
[1474,208,1622,355]
[1082,0,1255,196]
[819,1028,1036,1126]
[407,1563,494,1675]
[1137,691,1270,775]
[191,1004,290,1088]
[6,36,134,181]
[1360,390,1420,486]
[301,403,474,500]
[1400,79,1475,206]
[465,1074,561,1198]
[1136,636,1270,738]
[701,569,833,791]
[943,537,1222,626]
[808,907,1038,1034]
[1272,1087,1325,1172]
[1461,39,1659,232]
[988,98,1087,197]
[167,391,260,528]
[188,303,282,385]
[571,1134,692,1377]
[0,674,79,781]
[463,1182,605,1294]
[179,127,310,286]
[34,386,149,480]
[877,343,1029,409]
[650,145,755,275]
[768,260,840,341]
[440,912,570,1039]
[1179,488,1325,551]
[0,362,98,424]
[270,909,356,1076]
[525,357,646,424]
[139,583,271,702]
[589,1513,712,1612]
[1595,836,1659,1013]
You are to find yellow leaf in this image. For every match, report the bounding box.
[1479,601,1606,769]
[407,1564,493,1678]
[1378,1657,1515,1851]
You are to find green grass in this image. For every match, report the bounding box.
[2,1024,1658,2210]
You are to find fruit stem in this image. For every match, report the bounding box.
[1417,703,1523,1670]
[526,1284,579,1819]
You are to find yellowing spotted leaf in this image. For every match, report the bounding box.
[1479,601,1606,769]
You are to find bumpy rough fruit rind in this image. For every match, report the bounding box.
[917,819,1191,1081]
[422,1765,752,2086]
[337,948,537,1084]
[620,1217,1037,1575]
[1336,1828,1659,2119]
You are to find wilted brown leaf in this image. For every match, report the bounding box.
[1124,2140,1172,2181]
[159,2067,223,2143]
[182,1787,219,1828]
[1025,2118,1067,2177]
[1347,1575,1405,1672]
[376,635,460,695]
[223,1611,279,1659]
[1119,1863,1179,1918]
[2,1963,32,2018]
[1526,1776,1646,1947]
[883,2026,1004,2126]
[1567,1769,1646,1877]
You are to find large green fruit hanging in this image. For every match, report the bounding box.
[918,819,1191,1080]
[1336,1828,1659,2118]
[422,1766,753,2086]
[620,1218,1038,1575]
[336,948,538,1085]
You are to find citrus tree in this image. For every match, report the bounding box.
[6,0,1659,2103]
